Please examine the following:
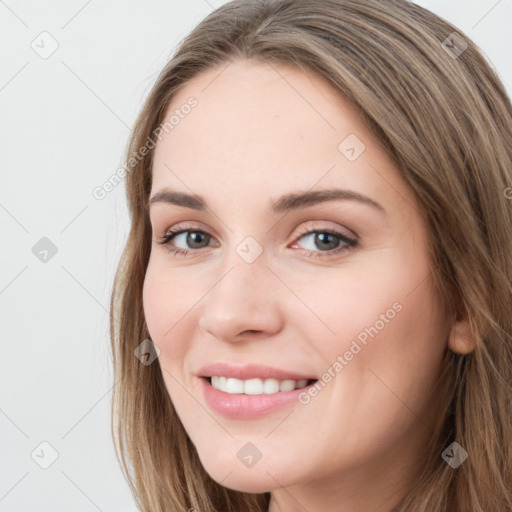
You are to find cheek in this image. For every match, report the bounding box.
[304,255,447,407]
[142,261,192,366]
[325,265,447,418]
[142,263,197,417]
[301,262,407,351]
[142,262,166,341]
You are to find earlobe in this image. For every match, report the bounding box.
[448,317,476,354]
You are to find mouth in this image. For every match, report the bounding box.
[203,376,318,395]
[196,362,319,418]
[199,375,319,419]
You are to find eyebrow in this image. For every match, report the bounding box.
[148,187,386,215]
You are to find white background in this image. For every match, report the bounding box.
[1,1,510,510]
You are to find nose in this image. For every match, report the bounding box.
[198,258,284,343]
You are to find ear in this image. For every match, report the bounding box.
[448,317,476,354]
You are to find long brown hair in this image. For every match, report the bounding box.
[109,1,512,510]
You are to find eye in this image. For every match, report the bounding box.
[291,226,358,259]
[155,223,358,259]
[156,223,216,257]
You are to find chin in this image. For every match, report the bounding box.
[197,453,278,493]
[209,469,275,494]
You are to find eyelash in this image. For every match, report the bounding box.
[156,223,358,259]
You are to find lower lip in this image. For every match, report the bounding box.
[200,377,317,419]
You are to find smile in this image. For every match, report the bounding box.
[199,376,319,419]
[208,376,314,394]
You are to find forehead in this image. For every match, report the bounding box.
[150,59,412,212]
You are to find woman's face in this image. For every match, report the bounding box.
[143,59,453,504]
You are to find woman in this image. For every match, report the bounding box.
[109,0,512,510]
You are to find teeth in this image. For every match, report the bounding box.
[209,376,310,394]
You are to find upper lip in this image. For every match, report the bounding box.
[197,362,317,381]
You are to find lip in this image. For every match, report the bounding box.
[196,362,317,381]
[199,376,317,419]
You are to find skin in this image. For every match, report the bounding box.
[143,59,474,512]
